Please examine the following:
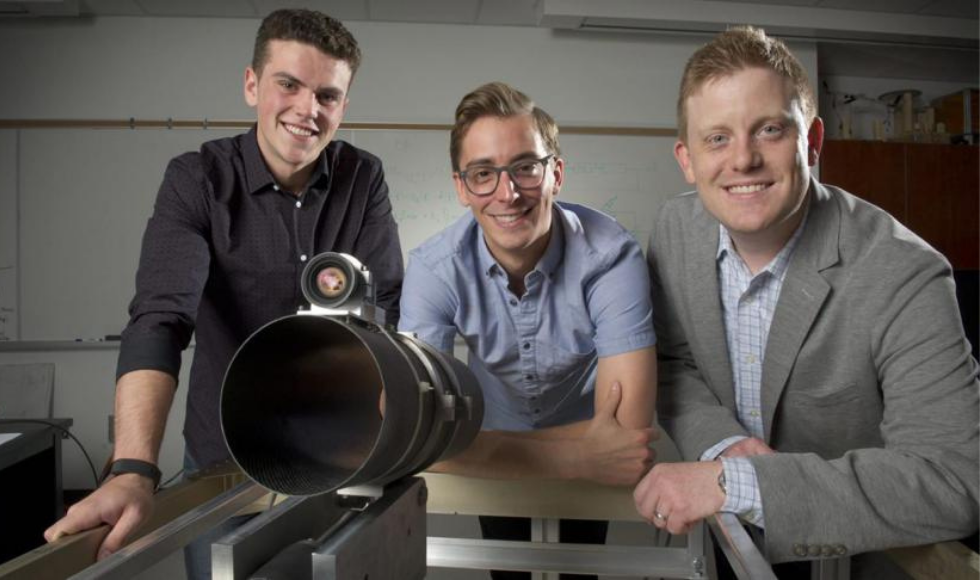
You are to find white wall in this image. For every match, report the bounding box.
[0,17,818,125]
[0,16,815,491]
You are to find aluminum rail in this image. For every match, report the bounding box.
[707,512,779,580]
[67,481,267,580]
[428,537,704,578]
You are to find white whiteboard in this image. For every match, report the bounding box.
[3,127,688,341]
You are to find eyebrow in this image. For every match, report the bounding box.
[696,113,792,135]
[316,87,345,100]
[271,72,304,87]
[463,151,543,169]
[271,72,346,99]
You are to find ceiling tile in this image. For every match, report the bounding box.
[368,0,479,24]
[251,0,369,21]
[918,0,979,19]
[477,0,539,26]
[134,0,258,18]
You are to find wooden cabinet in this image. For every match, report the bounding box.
[820,140,979,270]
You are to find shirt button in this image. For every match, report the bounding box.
[273,184,280,191]
[295,200,302,208]
[746,354,756,364]
[300,254,308,262]
[750,409,760,417]
[509,299,518,306]
[533,409,540,414]
[525,374,534,381]
[522,342,531,350]
[530,395,537,401]
[793,544,806,557]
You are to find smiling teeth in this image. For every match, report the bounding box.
[495,214,521,223]
[728,183,767,194]
[285,124,313,137]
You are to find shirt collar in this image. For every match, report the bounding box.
[243,126,330,195]
[477,205,566,279]
[716,204,810,281]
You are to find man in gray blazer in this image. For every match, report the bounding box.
[633,25,979,572]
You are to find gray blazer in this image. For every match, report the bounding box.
[649,179,979,563]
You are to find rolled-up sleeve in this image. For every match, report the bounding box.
[116,155,211,381]
[589,235,657,357]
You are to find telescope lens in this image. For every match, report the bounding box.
[317,266,348,299]
[222,315,483,496]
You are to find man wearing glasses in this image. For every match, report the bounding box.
[398,82,658,579]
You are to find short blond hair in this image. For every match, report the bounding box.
[450,82,560,171]
[677,26,815,141]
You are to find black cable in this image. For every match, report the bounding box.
[0,418,100,489]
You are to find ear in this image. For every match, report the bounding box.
[244,66,259,108]
[673,140,696,185]
[551,156,565,197]
[453,173,470,208]
[806,117,825,167]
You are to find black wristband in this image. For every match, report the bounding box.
[108,459,162,489]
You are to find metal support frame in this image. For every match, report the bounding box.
[428,533,707,578]
[67,482,267,580]
[811,556,851,580]
[6,469,789,580]
[0,465,254,580]
[211,477,428,580]
[424,473,711,579]
[707,513,778,580]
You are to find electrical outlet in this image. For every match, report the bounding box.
[108,414,114,444]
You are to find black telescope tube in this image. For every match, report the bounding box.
[220,314,483,496]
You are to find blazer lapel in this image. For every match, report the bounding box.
[687,200,737,409]
[761,181,840,440]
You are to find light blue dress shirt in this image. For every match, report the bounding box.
[702,213,808,528]
[398,202,656,431]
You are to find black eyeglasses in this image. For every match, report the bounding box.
[457,154,555,197]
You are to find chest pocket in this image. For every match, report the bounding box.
[541,343,596,383]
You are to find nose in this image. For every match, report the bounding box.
[295,89,320,119]
[492,171,520,204]
[732,136,761,172]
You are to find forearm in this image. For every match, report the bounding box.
[517,420,588,440]
[112,370,177,464]
[431,383,656,486]
[430,430,579,480]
